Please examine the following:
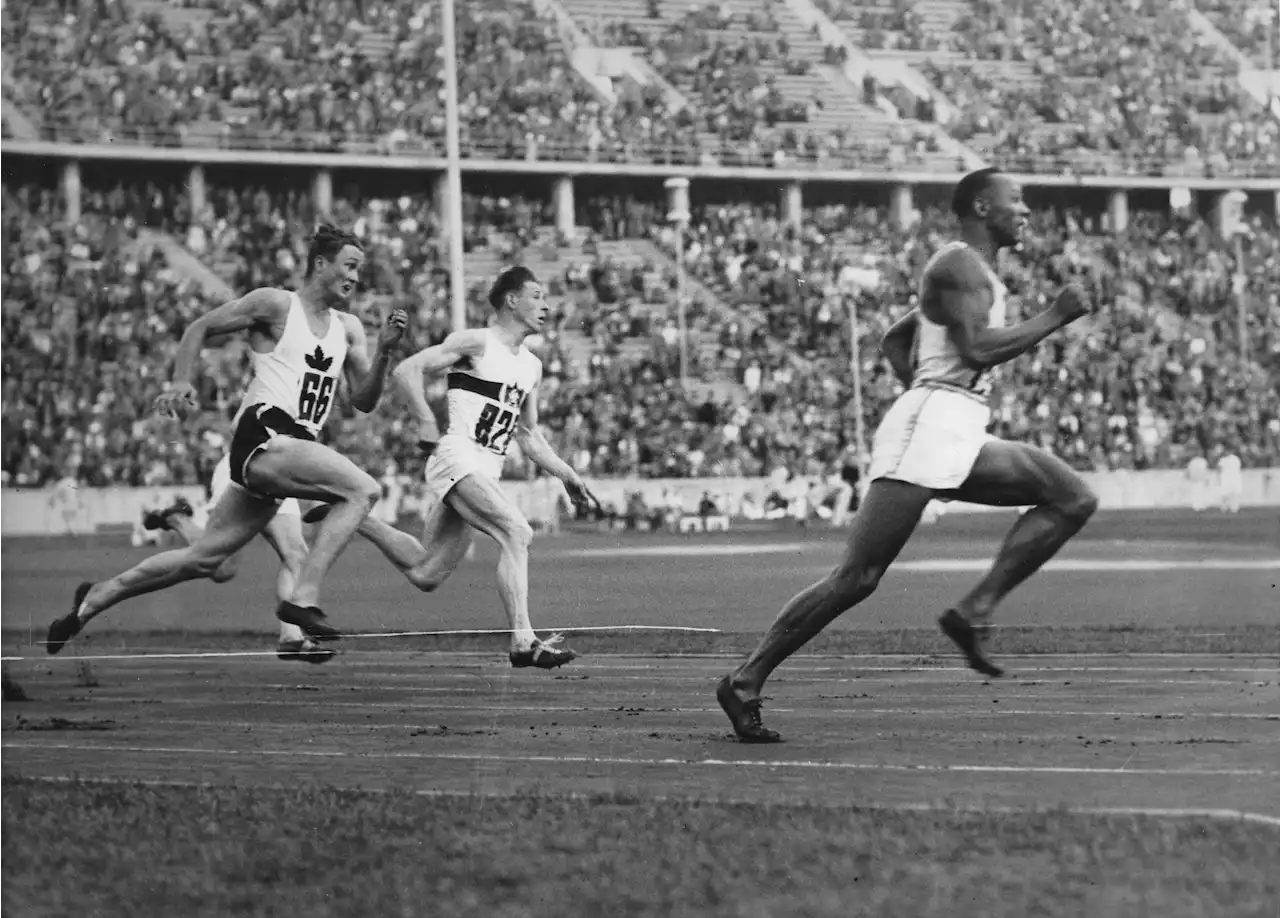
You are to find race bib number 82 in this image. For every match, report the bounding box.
[475,403,517,453]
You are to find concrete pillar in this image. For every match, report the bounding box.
[782,180,803,228]
[188,164,206,216]
[664,177,690,224]
[61,160,81,225]
[1274,190,1279,222]
[554,175,576,239]
[432,172,449,233]
[312,168,333,217]
[890,183,914,231]
[1107,188,1128,234]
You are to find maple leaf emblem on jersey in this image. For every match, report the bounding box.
[305,345,333,372]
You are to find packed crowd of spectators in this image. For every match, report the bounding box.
[2,0,696,161]
[4,174,1277,492]
[927,0,1279,175]
[814,0,939,52]
[6,0,1276,174]
[1195,0,1276,70]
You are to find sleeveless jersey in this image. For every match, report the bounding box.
[913,241,1008,398]
[237,292,349,435]
[445,328,542,456]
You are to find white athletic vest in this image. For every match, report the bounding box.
[914,241,1007,398]
[445,328,542,456]
[238,292,348,435]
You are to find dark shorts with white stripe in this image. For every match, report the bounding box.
[229,404,316,490]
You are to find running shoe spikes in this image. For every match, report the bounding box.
[276,638,337,664]
[939,609,1005,678]
[276,601,342,642]
[716,675,783,743]
[47,581,92,655]
[509,632,577,669]
[142,496,194,532]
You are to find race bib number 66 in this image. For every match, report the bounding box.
[298,372,335,425]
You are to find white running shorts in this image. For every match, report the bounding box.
[868,386,996,490]
[211,454,301,517]
[423,434,505,501]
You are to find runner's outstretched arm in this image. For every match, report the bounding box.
[390,330,488,442]
[158,288,287,418]
[514,370,600,514]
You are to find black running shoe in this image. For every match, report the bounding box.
[276,638,337,665]
[276,601,342,642]
[716,675,782,743]
[509,633,577,669]
[302,504,332,525]
[939,609,1004,678]
[142,496,194,532]
[47,581,92,655]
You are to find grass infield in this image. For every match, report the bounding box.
[3,778,1277,918]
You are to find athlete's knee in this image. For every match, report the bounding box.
[1053,482,1098,523]
[827,564,884,607]
[184,548,234,580]
[496,515,534,552]
[209,561,238,584]
[333,469,380,509]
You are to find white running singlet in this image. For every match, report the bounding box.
[444,328,542,457]
[913,241,1008,399]
[237,292,348,435]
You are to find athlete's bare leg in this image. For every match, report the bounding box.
[70,487,278,629]
[330,496,473,593]
[940,440,1097,625]
[306,477,571,666]
[169,516,241,584]
[168,510,308,644]
[730,480,934,701]
[445,475,537,654]
[245,438,380,616]
[260,514,309,643]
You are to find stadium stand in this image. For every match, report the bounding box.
[2,1,1277,491]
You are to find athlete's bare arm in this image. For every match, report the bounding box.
[341,309,408,413]
[158,287,290,417]
[880,310,919,387]
[390,329,488,441]
[922,248,1089,370]
[515,368,600,513]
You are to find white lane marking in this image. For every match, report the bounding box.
[4,742,1277,779]
[13,696,1279,720]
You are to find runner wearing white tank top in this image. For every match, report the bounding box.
[303,267,601,671]
[719,171,1101,742]
[423,325,543,496]
[51,225,409,658]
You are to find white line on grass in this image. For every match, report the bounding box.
[4,742,1277,779]
[898,559,1280,572]
[11,774,1280,828]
